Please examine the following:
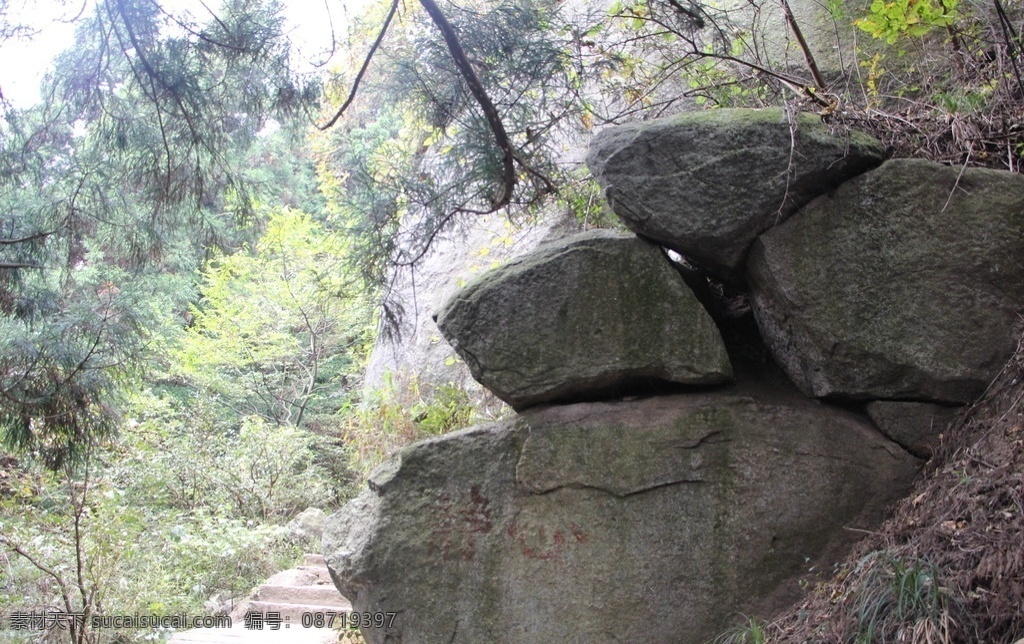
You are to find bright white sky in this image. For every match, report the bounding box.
[0,0,371,107]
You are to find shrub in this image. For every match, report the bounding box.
[342,373,482,482]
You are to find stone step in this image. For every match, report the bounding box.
[169,555,350,643]
[252,583,349,607]
[293,567,333,585]
[263,568,321,587]
[302,553,327,567]
[244,600,352,624]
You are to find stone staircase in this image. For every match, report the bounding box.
[171,554,350,643]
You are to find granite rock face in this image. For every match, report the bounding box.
[433,229,732,409]
[748,159,1024,403]
[866,401,961,458]
[586,108,886,277]
[324,391,919,644]
[328,107,1024,644]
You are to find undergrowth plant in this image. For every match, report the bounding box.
[709,615,770,644]
[0,461,305,641]
[856,0,960,43]
[342,372,485,482]
[845,552,957,643]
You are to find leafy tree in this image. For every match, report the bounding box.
[172,208,373,429]
[0,0,1018,475]
[0,0,316,466]
[582,0,1023,164]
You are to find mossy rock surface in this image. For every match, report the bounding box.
[323,391,918,644]
[749,158,1024,403]
[585,108,886,278]
[433,229,732,409]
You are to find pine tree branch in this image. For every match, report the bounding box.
[664,0,704,29]
[0,229,55,245]
[780,0,826,91]
[317,0,399,130]
[418,0,516,210]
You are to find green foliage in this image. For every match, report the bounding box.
[1,460,304,640]
[856,0,959,44]
[0,0,322,470]
[315,0,584,292]
[172,208,374,430]
[0,263,187,470]
[556,168,620,229]
[1,460,145,642]
[160,512,295,605]
[342,373,481,481]
[116,390,349,519]
[846,552,956,643]
[1,385,342,640]
[412,383,474,435]
[709,615,770,644]
[584,0,782,114]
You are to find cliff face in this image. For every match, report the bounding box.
[326,108,1024,642]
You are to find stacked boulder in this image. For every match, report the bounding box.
[431,229,733,409]
[324,108,1024,644]
[586,108,887,278]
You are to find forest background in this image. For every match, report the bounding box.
[0,0,1020,641]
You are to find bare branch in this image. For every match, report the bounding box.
[0,229,56,245]
[993,0,1023,94]
[779,0,826,90]
[317,0,399,130]
[664,0,705,29]
[0,262,45,269]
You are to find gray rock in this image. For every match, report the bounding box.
[286,507,327,542]
[585,108,886,277]
[866,401,961,459]
[363,210,569,411]
[433,229,732,410]
[749,158,1024,403]
[323,391,919,644]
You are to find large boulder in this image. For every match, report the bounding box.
[433,229,732,410]
[363,211,571,409]
[866,401,961,459]
[585,108,886,277]
[749,159,1024,404]
[323,390,919,644]
[285,507,327,542]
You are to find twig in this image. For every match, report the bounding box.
[317,0,399,130]
[993,0,1023,94]
[0,229,56,245]
[941,147,971,213]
